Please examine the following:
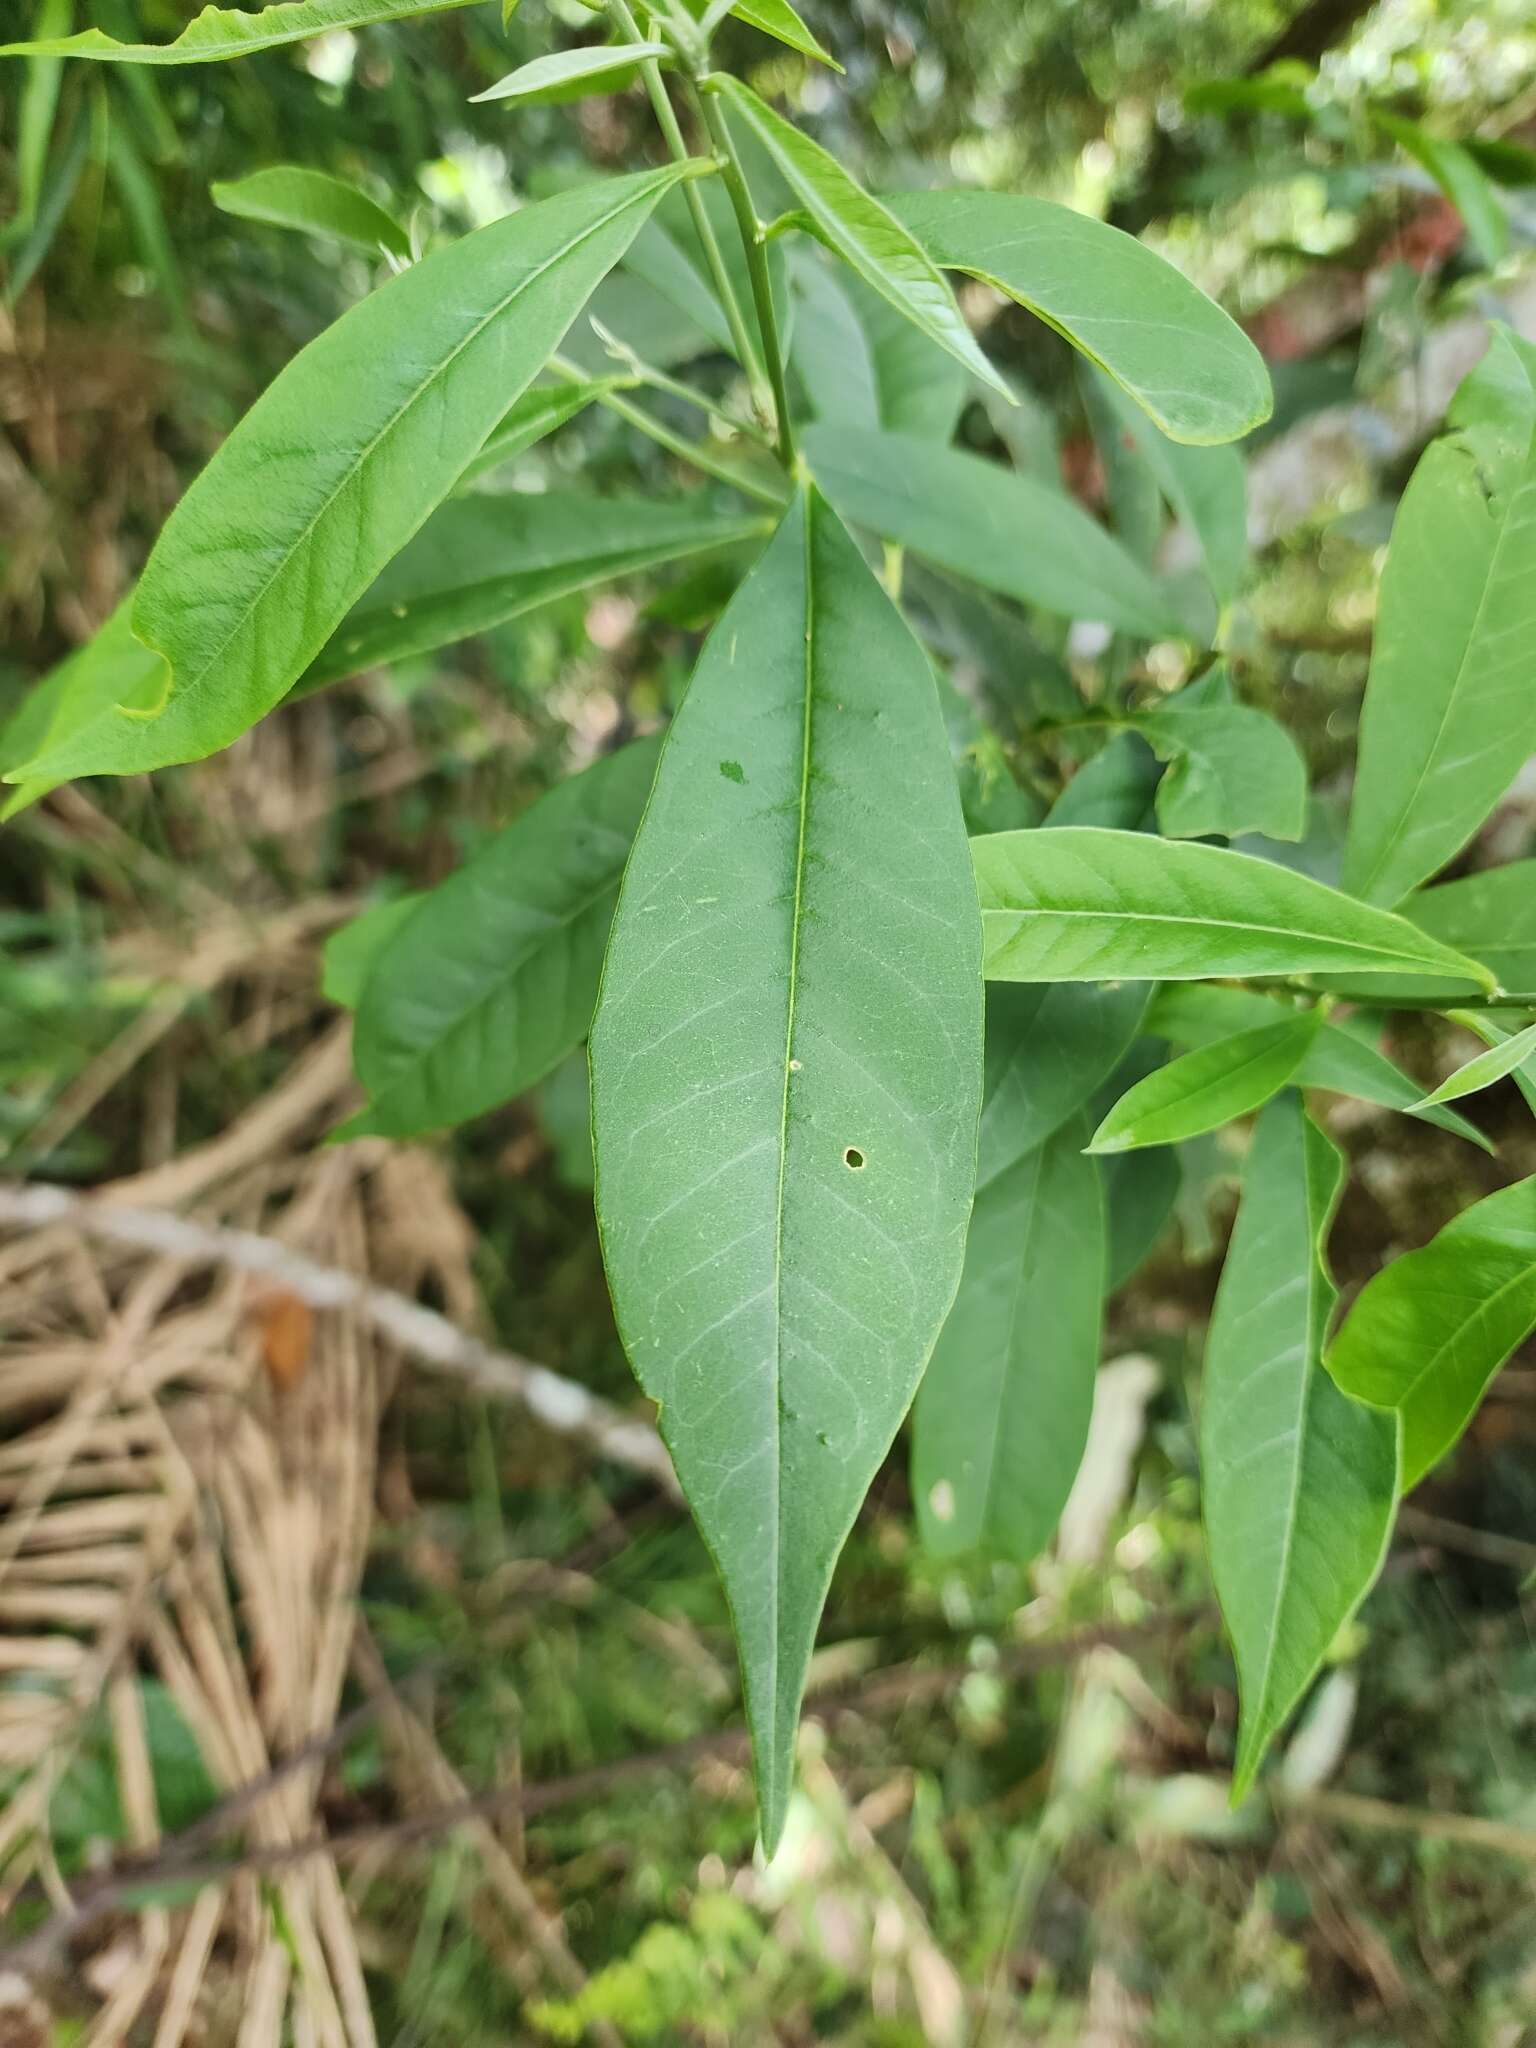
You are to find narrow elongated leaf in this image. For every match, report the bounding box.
[1091,1012,1321,1154]
[731,0,838,67]
[804,426,1187,639]
[1145,983,1493,1152]
[471,44,669,107]
[1408,863,1536,1000]
[1458,1011,1536,1120]
[1204,1094,1398,1798]
[790,254,965,442]
[0,1,477,62]
[710,78,1010,402]
[1342,422,1536,908]
[590,487,983,1853]
[889,189,1270,445]
[1412,1019,1536,1109]
[303,493,769,690]
[0,600,167,820]
[1328,1176,1536,1490]
[6,165,702,784]
[211,165,409,257]
[1131,700,1307,843]
[1105,1145,1181,1289]
[913,1118,1104,1561]
[1092,372,1249,600]
[347,739,660,1136]
[978,981,1149,1184]
[460,380,624,484]
[974,829,1496,988]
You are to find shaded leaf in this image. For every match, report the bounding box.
[1132,695,1308,843]
[1092,372,1249,601]
[1376,112,1510,269]
[1408,862,1536,1001]
[1204,1093,1398,1798]
[789,252,966,442]
[979,981,1150,1184]
[731,0,838,67]
[211,165,409,258]
[459,380,626,484]
[1105,1144,1182,1290]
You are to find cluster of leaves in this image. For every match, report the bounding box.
[4,0,1536,1860]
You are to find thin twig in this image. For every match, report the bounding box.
[0,1180,680,1494]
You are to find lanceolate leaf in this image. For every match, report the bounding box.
[731,0,838,68]
[1411,1018,1536,1109]
[1089,1012,1321,1154]
[0,599,168,820]
[973,829,1496,988]
[1408,863,1536,999]
[913,1117,1105,1562]
[710,78,1011,402]
[1092,372,1249,601]
[1342,423,1536,907]
[211,165,410,258]
[590,488,983,1852]
[790,254,966,442]
[1130,699,1308,843]
[1328,1177,1536,1490]
[0,1,478,62]
[1105,1146,1182,1290]
[978,981,1150,1184]
[345,739,661,1137]
[804,426,1187,639]
[302,493,770,690]
[1458,1012,1536,1121]
[471,43,670,107]
[1204,1094,1398,1799]
[5,165,703,783]
[888,189,1271,445]
[460,381,626,483]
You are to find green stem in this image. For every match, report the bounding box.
[550,352,789,508]
[692,77,797,469]
[607,0,770,419]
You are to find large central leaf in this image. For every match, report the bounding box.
[590,487,984,1851]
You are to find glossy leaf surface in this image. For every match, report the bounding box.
[347,739,661,1137]
[6,165,700,782]
[889,189,1271,444]
[731,0,837,66]
[471,43,669,106]
[1204,1095,1398,1797]
[1090,1012,1320,1154]
[1412,1019,1536,1109]
[211,165,409,257]
[590,488,983,1853]
[1328,1177,1536,1489]
[974,829,1495,988]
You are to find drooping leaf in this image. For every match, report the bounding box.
[804,426,1188,639]
[0,599,168,820]
[302,493,769,690]
[789,252,966,443]
[0,1,479,62]
[1328,1176,1536,1490]
[322,893,425,1009]
[1131,693,1308,843]
[1090,1011,1321,1154]
[345,739,661,1136]
[1375,112,1510,269]
[978,981,1150,1184]
[1145,983,1493,1152]
[471,42,669,107]
[1203,1093,1398,1799]
[888,189,1271,445]
[731,0,838,68]
[590,487,983,1853]
[1411,1018,1536,1110]
[1408,862,1536,1002]
[1342,418,1536,908]
[974,829,1496,988]
[211,165,410,258]
[5,164,703,784]
[710,78,1011,402]
[913,1116,1104,1562]
[459,380,627,484]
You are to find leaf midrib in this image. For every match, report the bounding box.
[981,903,1462,977]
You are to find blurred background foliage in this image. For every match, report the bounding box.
[6,1,1536,2042]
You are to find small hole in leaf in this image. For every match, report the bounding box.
[844,1147,865,1170]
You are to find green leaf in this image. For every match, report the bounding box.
[1091,373,1249,601]
[804,426,1188,639]
[888,189,1271,446]
[1411,1017,1536,1110]
[1327,1176,1536,1490]
[1375,113,1510,269]
[589,487,983,1853]
[710,78,1010,403]
[1090,1011,1320,1154]
[1203,1093,1398,1799]
[1342,421,1536,908]
[974,828,1497,988]
[302,492,768,691]
[789,253,966,442]
[979,981,1150,1184]
[912,1117,1104,1562]
[1408,863,1536,1001]
[5,164,703,783]
[1047,732,1162,832]
[1457,1011,1536,1121]
[731,0,838,68]
[1105,1144,1181,1290]
[471,42,669,107]
[1131,695,1308,843]
[212,164,409,258]
[1145,983,1493,1153]
[0,1,479,61]
[346,739,661,1136]
[460,380,625,484]
[322,892,425,1009]
[0,598,168,819]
